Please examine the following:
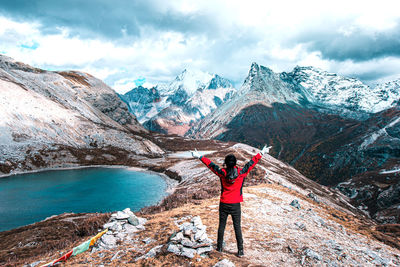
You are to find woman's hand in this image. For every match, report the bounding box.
[190,148,201,159]
[260,145,272,155]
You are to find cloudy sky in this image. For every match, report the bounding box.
[1,0,400,93]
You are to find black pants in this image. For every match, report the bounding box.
[217,202,243,250]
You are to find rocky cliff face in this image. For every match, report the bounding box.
[0,55,163,176]
[188,62,400,223]
[121,69,236,135]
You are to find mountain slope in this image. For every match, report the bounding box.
[121,69,236,135]
[0,55,163,175]
[188,62,400,223]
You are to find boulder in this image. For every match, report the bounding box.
[124,223,138,234]
[128,215,140,226]
[114,211,130,220]
[197,245,213,255]
[167,243,182,255]
[290,199,301,209]
[192,216,203,228]
[181,247,196,258]
[101,234,117,248]
[170,232,184,242]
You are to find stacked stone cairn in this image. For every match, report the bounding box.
[93,208,147,252]
[167,216,213,258]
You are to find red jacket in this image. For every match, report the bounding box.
[200,153,262,203]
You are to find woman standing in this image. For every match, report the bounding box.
[191,145,271,257]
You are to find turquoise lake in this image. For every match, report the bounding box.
[0,167,167,232]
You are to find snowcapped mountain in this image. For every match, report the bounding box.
[121,68,236,135]
[0,55,163,175]
[188,62,400,223]
[281,66,400,118]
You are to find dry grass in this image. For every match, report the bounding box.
[0,213,110,266]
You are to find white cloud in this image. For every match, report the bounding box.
[1,0,400,93]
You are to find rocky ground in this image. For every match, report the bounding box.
[2,142,400,266]
[16,183,400,266]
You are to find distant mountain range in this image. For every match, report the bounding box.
[120,69,236,135]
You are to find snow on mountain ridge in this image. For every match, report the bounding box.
[169,68,214,96]
[286,66,400,115]
[122,68,236,135]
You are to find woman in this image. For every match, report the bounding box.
[191,145,271,257]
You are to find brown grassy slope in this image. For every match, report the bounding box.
[0,213,110,266]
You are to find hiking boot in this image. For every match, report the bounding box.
[216,241,225,252]
[237,249,244,257]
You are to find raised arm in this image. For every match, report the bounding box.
[239,153,262,176]
[200,156,226,178]
[239,145,272,177]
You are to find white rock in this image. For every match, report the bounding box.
[179,222,191,231]
[116,232,126,240]
[101,234,117,247]
[170,232,184,242]
[192,216,203,228]
[181,237,195,248]
[103,222,117,229]
[115,211,130,220]
[124,223,138,234]
[122,208,134,216]
[143,245,163,259]
[167,243,182,255]
[194,229,206,241]
[198,232,209,242]
[181,247,196,258]
[128,215,139,226]
[282,205,294,212]
[213,259,236,267]
[197,246,213,255]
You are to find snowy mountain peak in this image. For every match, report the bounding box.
[286,66,400,115]
[238,62,303,104]
[207,74,233,89]
[122,68,236,135]
[171,68,214,96]
[249,62,274,78]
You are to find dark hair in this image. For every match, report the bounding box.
[224,154,238,183]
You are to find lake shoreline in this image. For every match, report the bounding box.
[0,165,178,233]
[0,164,178,191]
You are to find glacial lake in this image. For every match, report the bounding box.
[0,167,167,232]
